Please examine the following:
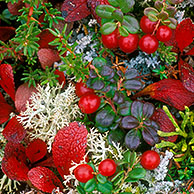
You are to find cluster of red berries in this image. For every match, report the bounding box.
[101,16,172,54]
[74,159,117,183]
[75,81,101,114]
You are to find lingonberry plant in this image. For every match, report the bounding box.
[0,0,194,193]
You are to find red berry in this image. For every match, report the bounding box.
[75,81,94,97]
[140,16,157,34]
[101,29,119,49]
[78,93,101,114]
[74,164,94,183]
[119,33,139,53]
[156,25,172,42]
[139,34,159,54]
[98,159,117,176]
[140,150,160,170]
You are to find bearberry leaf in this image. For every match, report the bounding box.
[118,100,132,116]
[52,122,88,177]
[113,91,125,104]
[92,57,107,68]
[175,18,194,52]
[101,65,114,77]
[125,129,140,150]
[96,5,116,19]
[0,64,15,101]
[179,58,194,93]
[151,109,178,142]
[144,7,159,17]
[100,22,117,35]
[157,11,169,20]
[131,101,143,120]
[61,0,90,22]
[122,15,139,34]
[123,79,142,90]
[28,166,63,193]
[142,125,159,146]
[119,26,129,37]
[127,168,146,180]
[118,0,135,13]
[91,78,105,90]
[95,105,115,127]
[143,102,155,118]
[121,116,139,129]
[97,174,107,184]
[25,139,47,164]
[3,116,26,143]
[133,79,194,111]
[0,92,14,124]
[125,69,139,80]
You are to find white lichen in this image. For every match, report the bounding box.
[17,83,82,151]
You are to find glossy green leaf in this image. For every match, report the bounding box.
[97,181,113,194]
[96,5,116,19]
[148,12,158,22]
[123,150,131,163]
[97,174,107,184]
[144,7,159,17]
[129,151,136,167]
[111,170,125,182]
[100,22,117,35]
[112,9,123,22]
[127,168,146,180]
[101,18,115,25]
[118,0,135,13]
[122,15,139,34]
[84,178,97,192]
[157,11,169,20]
[119,26,129,37]
[108,128,125,145]
[108,0,120,7]
[77,185,86,194]
[92,57,107,68]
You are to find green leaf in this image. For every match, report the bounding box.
[77,185,86,194]
[111,170,125,182]
[97,174,107,184]
[144,7,159,17]
[108,0,120,7]
[129,151,136,167]
[127,168,146,180]
[119,26,129,37]
[157,11,169,20]
[96,5,116,19]
[84,178,97,192]
[108,128,125,145]
[148,12,158,22]
[123,150,131,163]
[118,0,135,13]
[97,181,113,194]
[122,15,139,34]
[112,9,123,22]
[100,22,117,35]
[101,18,115,25]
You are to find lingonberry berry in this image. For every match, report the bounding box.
[140,16,157,34]
[139,34,159,54]
[74,164,94,183]
[101,29,119,49]
[119,33,139,53]
[140,150,160,170]
[75,81,94,97]
[98,159,117,176]
[156,25,172,42]
[78,93,101,114]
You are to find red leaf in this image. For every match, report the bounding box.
[87,0,110,23]
[15,83,37,113]
[4,142,27,162]
[52,122,88,177]
[54,69,66,87]
[37,29,56,49]
[175,18,194,52]
[133,79,194,110]
[38,48,61,69]
[35,155,56,168]
[179,58,194,93]
[3,116,26,142]
[2,156,29,181]
[0,92,14,124]
[28,166,63,193]
[0,27,15,42]
[151,109,178,142]
[7,0,24,16]
[61,0,91,22]
[185,46,194,56]
[0,64,15,101]
[25,139,47,164]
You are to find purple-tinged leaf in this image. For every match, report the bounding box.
[125,129,140,150]
[92,79,105,90]
[121,116,139,129]
[113,91,125,104]
[143,102,155,118]
[123,80,142,90]
[131,101,143,119]
[118,100,132,116]
[125,69,139,80]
